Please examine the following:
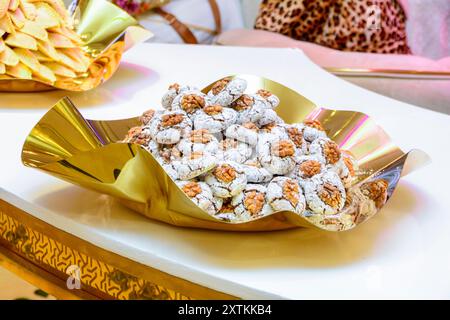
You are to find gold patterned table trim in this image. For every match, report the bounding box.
[0,199,237,300]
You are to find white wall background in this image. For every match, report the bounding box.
[240,0,262,28]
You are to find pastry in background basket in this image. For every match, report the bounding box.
[0,0,89,84]
[122,77,379,224]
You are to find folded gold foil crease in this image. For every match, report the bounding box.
[0,0,152,92]
[21,75,430,231]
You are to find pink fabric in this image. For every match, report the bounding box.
[404,0,450,59]
[217,29,450,72]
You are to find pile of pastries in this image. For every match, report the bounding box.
[0,0,90,84]
[124,77,363,222]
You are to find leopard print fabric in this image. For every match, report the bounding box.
[255,0,410,54]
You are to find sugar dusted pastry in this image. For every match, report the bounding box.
[267,177,306,214]
[360,179,388,209]
[123,126,151,146]
[139,109,157,125]
[339,150,358,186]
[160,144,182,162]
[178,129,219,155]
[161,162,180,180]
[231,94,269,124]
[193,105,238,133]
[214,199,236,222]
[256,89,280,109]
[232,184,273,220]
[207,77,247,106]
[290,155,325,182]
[204,162,247,198]
[171,90,207,115]
[161,83,198,110]
[258,122,289,141]
[284,124,308,155]
[146,139,159,155]
[256,109,283,127]
[161,83,180,109]
[239,159,273,183]
[302,119,327,142]
[304,171,346,215]
[308,137,360,188]
[148,111,192,144]
[177,180,223,215]
[257,139,297,175]
[176,151,217,180]
[146,141,182,180]
[225,122,259,146]
[216,138,252,164]
[147,141,182,164]
[309,137,342,166]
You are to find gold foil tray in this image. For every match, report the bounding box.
[21,75,430,231]
[0,0,152,92]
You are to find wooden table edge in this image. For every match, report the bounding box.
[0,199,238,300]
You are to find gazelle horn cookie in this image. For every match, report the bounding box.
[177,129,219,156]
[267,177,306,214]
[193,105,238,133]
[204,161,247,198]
[177,180,223,216]
[207,77,247,106]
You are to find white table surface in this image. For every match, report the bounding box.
[1,43,450,299]
[343,76,450,115]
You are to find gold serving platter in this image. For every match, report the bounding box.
[21,75,430,231]
[0,0,152,92]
